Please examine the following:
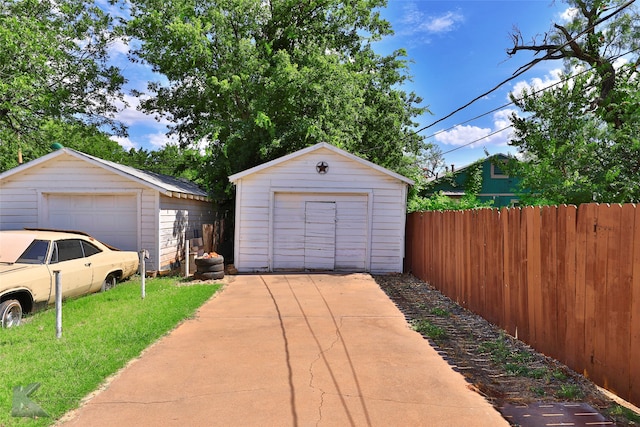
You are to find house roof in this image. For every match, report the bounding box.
[228,142,414,185]
[0,148,209,200]
[428,153,510,182]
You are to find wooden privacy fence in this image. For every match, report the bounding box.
[405,203,640,407]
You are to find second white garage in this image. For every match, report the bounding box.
[229,142,413,273]
[0,148,213,273]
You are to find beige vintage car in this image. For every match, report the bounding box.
[0,229,139,328]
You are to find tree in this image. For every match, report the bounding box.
[407,191,493,212]
[0,121,131,172]
[508,63,640,204]
[508,0,639,127]
[0,0,127,167]
[506,0,640,204]
[126,0,431,208]
[120,144,207,186]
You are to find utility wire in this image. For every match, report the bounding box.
[425,45,640,144]
[440,126,512,156]
[358,0,637,159]
[423,68,588,141]
[410,0,636,137]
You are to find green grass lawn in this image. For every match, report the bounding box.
[0,276,221,426]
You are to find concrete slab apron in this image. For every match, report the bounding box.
[61,274,508,427]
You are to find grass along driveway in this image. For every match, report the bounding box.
[0,276,220,427]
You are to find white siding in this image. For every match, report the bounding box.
[233,146,409,273]
[0,188,38,229]
[158,196,213,270]
[140,190,159,271]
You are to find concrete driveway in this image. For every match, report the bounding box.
[59,274,508,427]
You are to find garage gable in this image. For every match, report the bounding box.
[229,142,413,185]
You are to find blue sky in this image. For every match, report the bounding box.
[108,0,572,170]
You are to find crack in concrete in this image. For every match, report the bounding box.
[96,387,272,406]
[309,315,345,426]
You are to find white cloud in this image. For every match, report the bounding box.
[510,68,564,99]
[399,3,464,37]
[493,109,515,130]
[114,94,173,128]
[110,131,178,152]
[108,37,130,58]
[435,124,490,147]
[110,135,137,150]
[424,11,464,33]
[434,109,516,148]
[110,131,177,151]
[110,94,177,151]
[95,0,130,20]
[147,131,179,149]
[559,7,579,22]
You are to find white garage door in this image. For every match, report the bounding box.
[45,194,138,251]
[273,193,368,271]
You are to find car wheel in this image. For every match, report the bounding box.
[196,263,225,273]
[194,271,225,281]
[101,274,117,292]
[0,300,22,328]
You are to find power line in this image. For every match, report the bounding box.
[411,0,636,137]
[423,68,588,141]
[359,0,638,158]
[426,45,639,145]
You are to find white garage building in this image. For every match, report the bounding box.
[0,148,212,272]
[229,142,413,273]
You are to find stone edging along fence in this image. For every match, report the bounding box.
[404,203,640,407]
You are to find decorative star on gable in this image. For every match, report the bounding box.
[316,161,329,174]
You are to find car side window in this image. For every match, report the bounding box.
[50,243,58,264]
[16,240,50,264]
[56,239,85,262]
[81,241,102,257]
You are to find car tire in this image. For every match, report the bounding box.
[196,263,225,273]
[0,300,22,328]
[194,255,224,267]
[101,274,117,292]
[194,271,225,281]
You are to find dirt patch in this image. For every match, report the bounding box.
[374,274,638,426]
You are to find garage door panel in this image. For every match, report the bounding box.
[46,194,138,251]
[274,241,304,251]
[303,201,335,270]
[273,193,368,271]
[336,231,367,243]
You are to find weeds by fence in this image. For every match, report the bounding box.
[405,203,640,407]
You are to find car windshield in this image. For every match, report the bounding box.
[16,240,51,264]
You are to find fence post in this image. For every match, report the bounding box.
[53,270,62,339]
[139,250,146,299]
[184,238,190,278]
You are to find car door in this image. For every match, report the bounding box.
[80,240,107,292]
[12,239,56,304]
[49,239,94,298]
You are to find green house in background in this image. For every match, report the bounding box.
[425,154,521,208]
